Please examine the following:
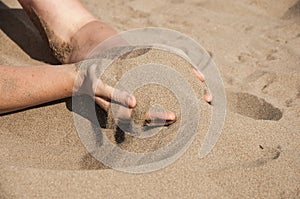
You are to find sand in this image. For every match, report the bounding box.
[0,0,300,198]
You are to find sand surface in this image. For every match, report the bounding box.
[0,0,300,198]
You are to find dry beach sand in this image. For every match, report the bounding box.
[0,0,300,198]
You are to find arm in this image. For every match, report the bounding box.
[0,0,129,115]
[0,64,76,114]
[0,63,138,115]
[1,0,208,123]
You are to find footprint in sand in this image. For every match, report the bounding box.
[214,145,282,173]
[227,91,283,121]
[243,145,281,168]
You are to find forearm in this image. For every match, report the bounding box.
[0,64,76,114]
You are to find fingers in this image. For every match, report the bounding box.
[144,110,176,126]
[114,103,132,120]
[193,68,205,82]
[95,95,176,127]
[94,80,136,108]
[95,96,176,127]
[193,68,213,103]
[95,95,133,122]
[94,97,110,111]
[204,93,213,103]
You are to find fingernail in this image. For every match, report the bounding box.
[204,93,212,103]
[126,96,131,106]
[126,95,136,108]
[168,112,176,121]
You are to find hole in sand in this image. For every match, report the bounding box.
[227,92,282,121]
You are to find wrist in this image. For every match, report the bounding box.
[58,64,79,96]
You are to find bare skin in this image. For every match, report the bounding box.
[0,0,212,125]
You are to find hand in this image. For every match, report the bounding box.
[73,63,176,127]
